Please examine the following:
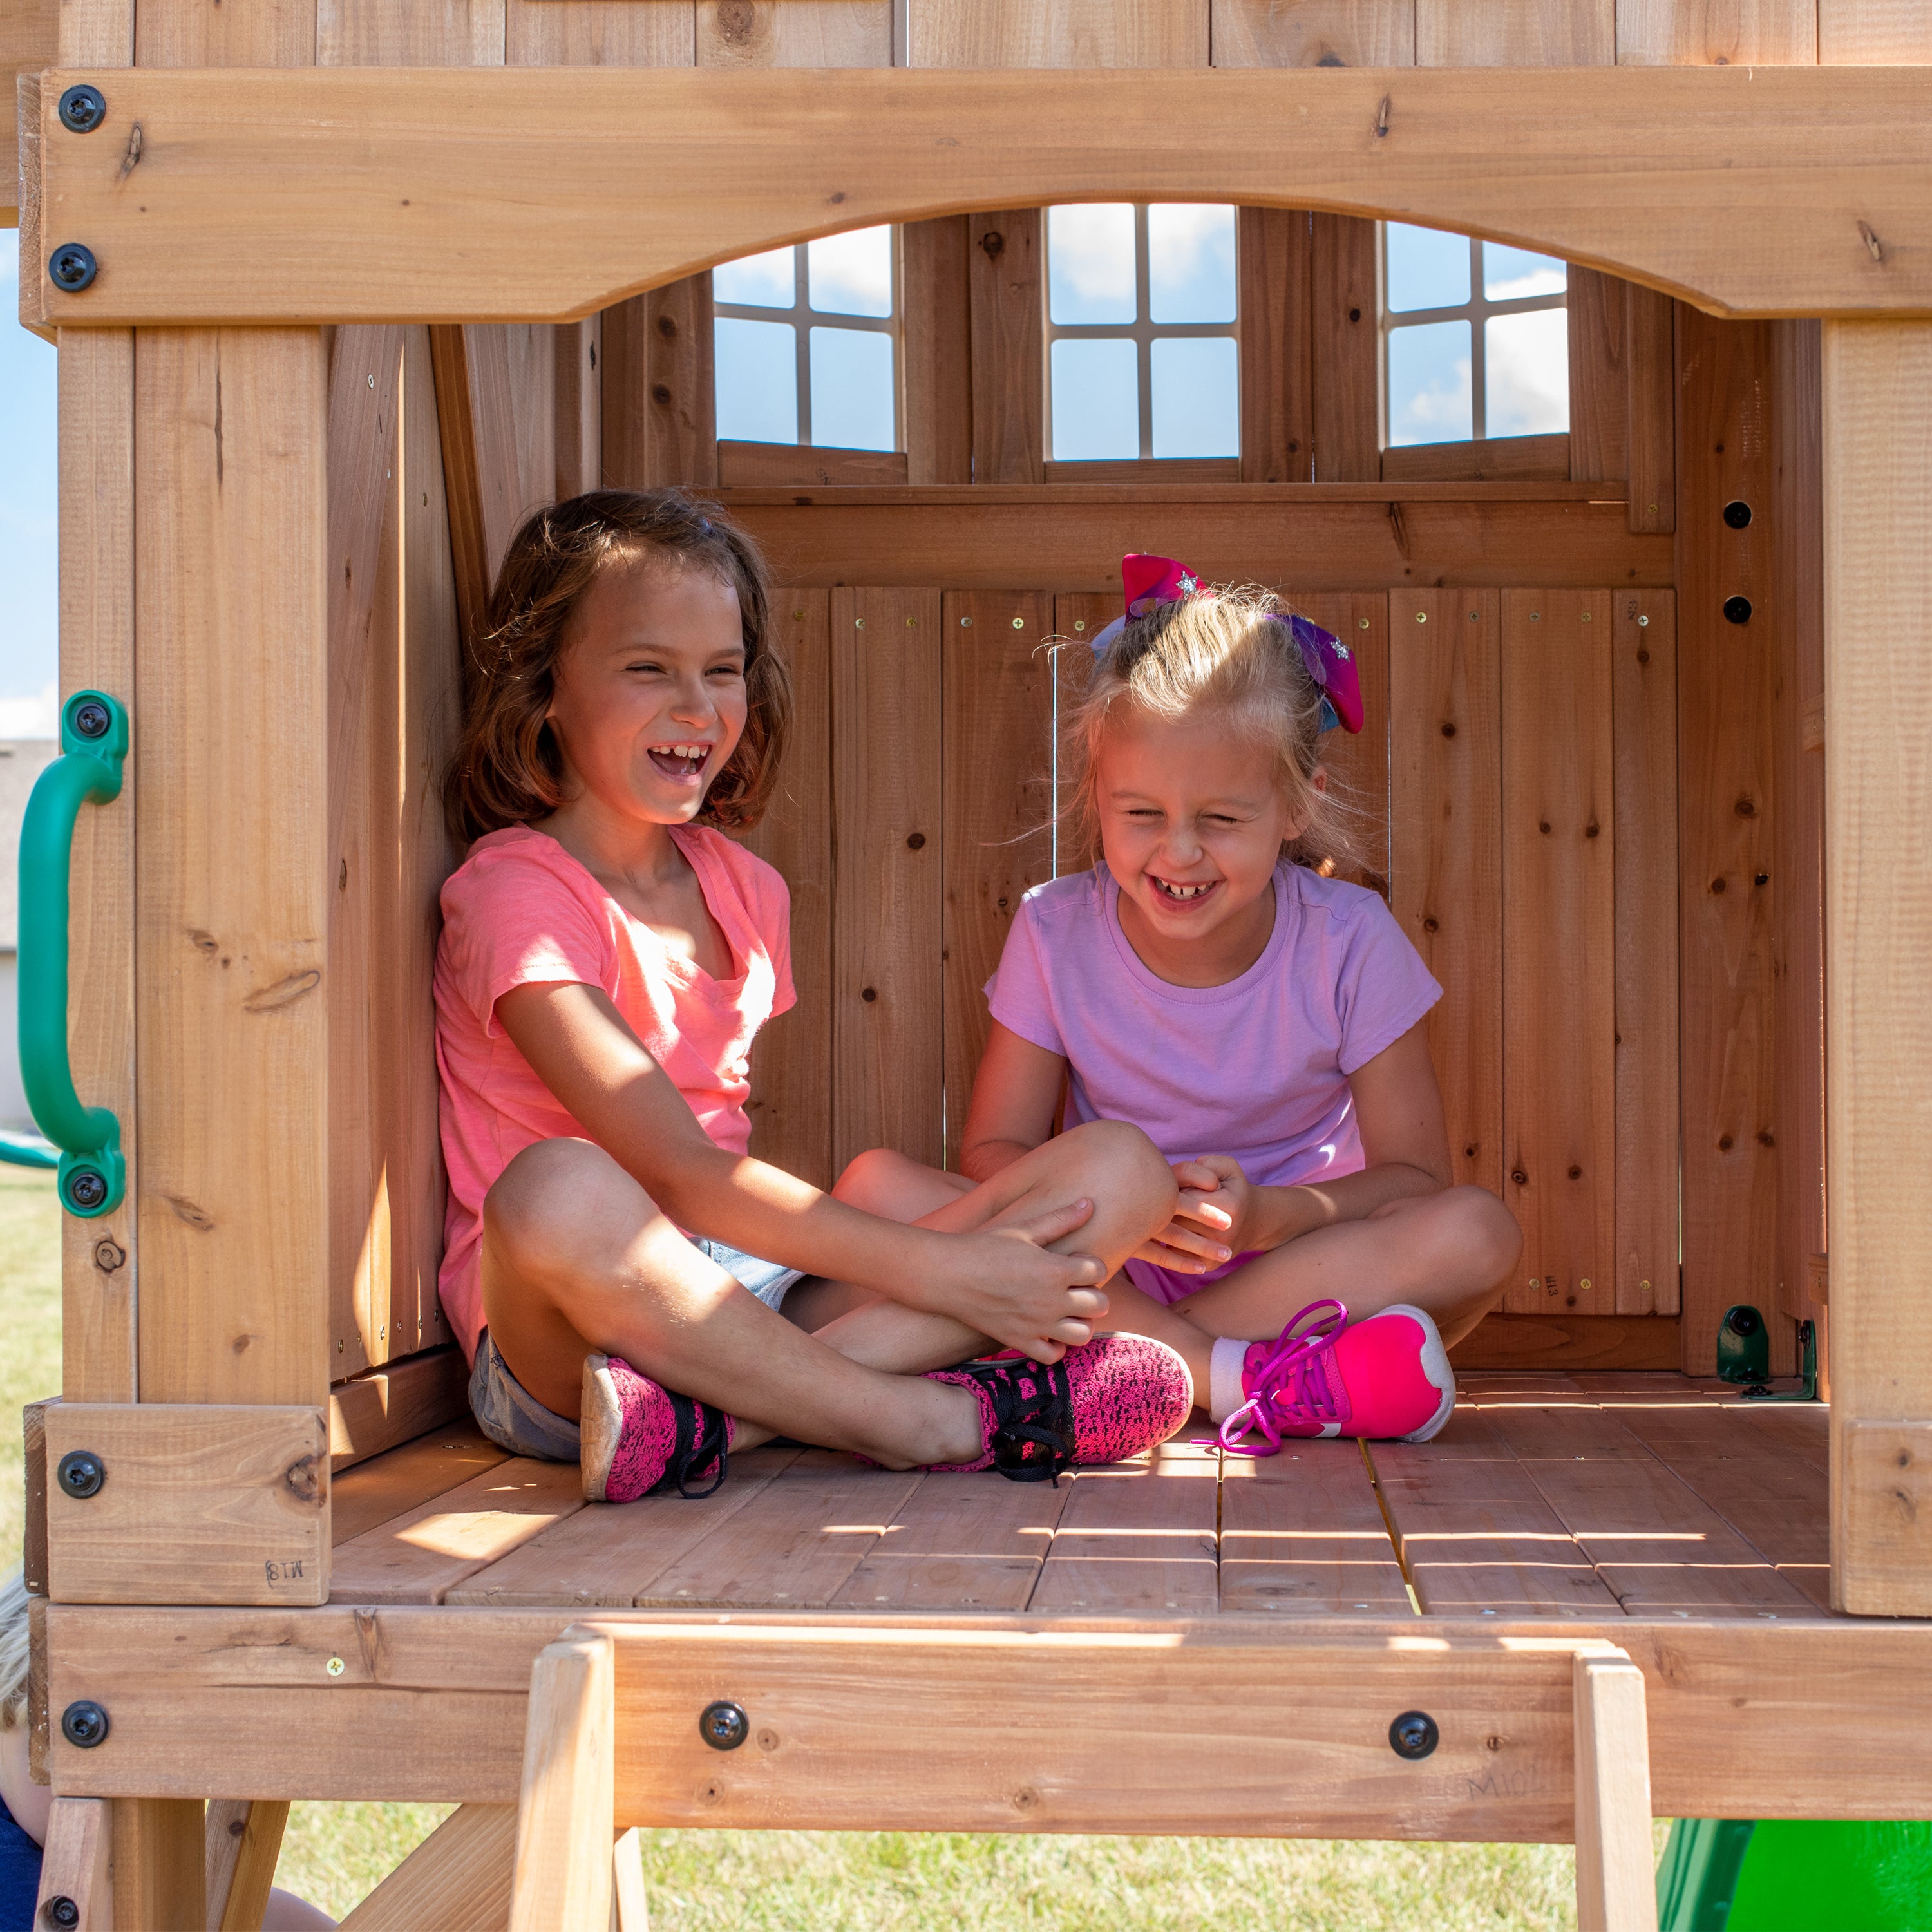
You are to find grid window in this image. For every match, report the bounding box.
[1381,223,1569,448]
[1045,204,1239,462]
[712,227,900,451]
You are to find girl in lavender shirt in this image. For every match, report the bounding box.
[841,558,1522,1448]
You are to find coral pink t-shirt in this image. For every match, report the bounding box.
[433,824,794,1362]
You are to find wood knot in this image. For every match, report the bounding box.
[243,969,321,1014]
[656,314,679,340]
[1439,722,1456,738]
[285,1454,323,1507]
[1859,219,1886,263]
[166,1195,215,1231]
[715,0,755,41]
[980,230,1005,259]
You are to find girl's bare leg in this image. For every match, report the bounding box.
[478,1137,984,1468]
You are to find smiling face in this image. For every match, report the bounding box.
[544,556,748,834]
[1095,707,1312,981]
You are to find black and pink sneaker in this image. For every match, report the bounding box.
[581,1354,733,1502]
[924,1334,1193,1483]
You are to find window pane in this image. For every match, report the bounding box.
[1483,243,1566,301]
[808,226,893,318]
[714,317,798,444]
[809,327,895,451]
[1050,337,1139,460]
[1385,223,1470,314]
[1485,309,1569,438]
[1387,320,1472,446]
[713,244,795,310]
[1147,204,1236,324]
[1048,204,1137,325]
[1150,337,1238,459]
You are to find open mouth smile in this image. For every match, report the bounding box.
[1149,875,1220,906]
[647,742,712,782]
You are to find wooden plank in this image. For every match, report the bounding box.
[337,1806,516,1932]
[1625,286,1676,535]
[1210,0,1415,64]
[830,1471,1077,1611]
[1370,1444,1623,1615]
[697,3,892,66]
[505,0,689,66]
[598,281,716,491]
[1220,1442,1414,1615]
[1567,269,1628,485]
[330,1349,471,1473]
[633,1453,924,1609]
[1823,320,1932,1614]
[830,587,944,1173]
[742,592,834,1189]
[1381,435,1572,485]
[967,209,1043,485]
[133,0,314,63]
[446,1448,804,1605]
[553,316,600,500]
[1053,593,1112,878]
[1044,458,1242,484]
[1676,310,1782,1375]
[1637,1443,1829,1607]
[508,1633,614,1932]
[317,0,505,66]
[45,1404,328,1606]
[1587,1392,1827,1470]
[908,0,1209,64]
[612,1830,647,1932]
[1571,1652,1658,1932]
[1523,1457,1818,1616]
[330,1418,509,1546]
[205,1797,289,1932]
[1296,591,1389,892]
[1451,1315,1682,1372]
[328,1457,585,1605]
[1028,1441,1221,1614]
[902,216,974,486]
[1309,214,1378,482]
[0,0,58,226]
[941,591,1056,1168]
[1236,206,1313,484]
[35,1796,112,1932]
[1473,1392,1656,1461]
[57,329,138,1405]
[1416,0,1615,62]
[110,1800,205,1932]
[717,440,908,488]
[1501,588,1616,1317]
[24,1400,49,1595]
[1819,1,1932,59]
[135,330,330,1408]
[1616,0,1818,63]
[1613,591,1678,1316]
[1390,589,1502,1197]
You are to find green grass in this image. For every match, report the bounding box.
[2,1171,1630,1928]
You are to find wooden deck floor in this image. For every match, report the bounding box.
[327,1372,1833,1621]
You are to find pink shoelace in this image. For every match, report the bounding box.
[1217,1298,1352,1457]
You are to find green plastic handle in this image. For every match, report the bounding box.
[19,690,129,1218]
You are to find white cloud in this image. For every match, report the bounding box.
[0,683,58,740]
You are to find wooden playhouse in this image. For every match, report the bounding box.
[5,1,1931,1926]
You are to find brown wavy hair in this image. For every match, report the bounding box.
[444,489,790,847]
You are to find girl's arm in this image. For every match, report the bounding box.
[956,1021,1068,1184]
[496,981,1106,1356]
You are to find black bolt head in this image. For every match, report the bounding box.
[44,1897,82,1931]
[57,85,106,133]
[699,1700,749,1751]
[56,1450,104,1500]
[1723,595,1753,625]
[72,698,111,740]
[1723,499,1753,529]
[65,1167,108,1212]
[1388,1710,1439,1760]
[1725,1305,1763,1338]
[49,244,99,293]
[61,1700,109,1750]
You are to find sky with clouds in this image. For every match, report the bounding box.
[0,251,58,740]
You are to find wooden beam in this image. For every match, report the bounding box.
[967,209,1043,484]
[1448,1314,1680,1372]
[26,66,1932,326]
[902,215,972,486]
[1572,1651,1658,1932]
[329,1347,471,1472]
[204,1797,289,1932]
[1823,319,1932,1616]
[1236,206,1313,484]
[35,1796,113,1932]
[337,1804,516,1932]
[508,1633,614,1932]
[1311,213,1378,482]
[1,0,57,226]
[111,1799,205,1932]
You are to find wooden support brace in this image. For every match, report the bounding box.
[35,1797,113,1932]
[509,1632,616,1932]
[337,1805,517,1932]
[1573,1651,1657,1932]
[205,1799,290,1932]
[611,1829,647,1932]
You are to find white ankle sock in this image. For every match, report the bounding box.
[1209,1336,1249,1423]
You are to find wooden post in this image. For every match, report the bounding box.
[204,1799,290,1932]
[1822,321,1932,1616]
[112,1798,207,1932]
[1573,1651,1656,1932]
[508,1632,616,1932]
[35,1797,114,1932]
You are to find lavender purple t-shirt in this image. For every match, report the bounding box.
[985,862,1441,1303]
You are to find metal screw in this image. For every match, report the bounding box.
[1388,1710,1439,1759]
[1638,614,1650,627]
[326,1656,346,1677]
[56,1450,104,1500]
[1357,618,1370,630]
[1074,620,1085,632]
[44,1896,82,1929]
[72,699,111,740]
[1415,611,1427,623]
[1012,616,1025,629]
[1580,1278,1592,1292]
[699,1701,750,1750]
[1529,611,1542,622]
[853,617,865,629]
[61,1701,109,1749]
[57,84,107,133]
[64,1168,108,1213]
[960,616,973,627]
[48,244,99,292]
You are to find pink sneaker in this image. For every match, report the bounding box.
[926,1334,1193,1482]
[1219,1300,1454,1454]
[581,1354,734,1502]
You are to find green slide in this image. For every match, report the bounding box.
[1659,1819,1932,1930]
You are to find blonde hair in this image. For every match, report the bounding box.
[0,1567,27,1730]
[1061,582,1361,874]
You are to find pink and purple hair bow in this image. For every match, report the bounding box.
[1087,553,1363,736]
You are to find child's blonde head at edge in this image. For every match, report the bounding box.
[1061,582,1363,877]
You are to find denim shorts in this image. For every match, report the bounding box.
[467,1238,806,1463]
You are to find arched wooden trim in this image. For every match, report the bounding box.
[26,64,1932,328]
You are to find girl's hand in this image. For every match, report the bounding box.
[1131,1156,1251,1275]
[934,1199,1114,1361]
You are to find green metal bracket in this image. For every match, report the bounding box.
[1742,1317,1819,1403]
[19,690,129,1219]
[1717,1305,1820,1403]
